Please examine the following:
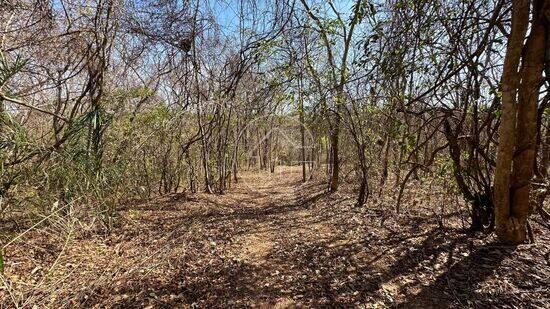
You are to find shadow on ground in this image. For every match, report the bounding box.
[22,172,549,308]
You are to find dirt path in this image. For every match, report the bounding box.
[2,168,549,308]
[3,168,340,307]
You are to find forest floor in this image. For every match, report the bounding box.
[1,167,549,308]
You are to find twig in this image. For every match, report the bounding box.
[0,92,68,122]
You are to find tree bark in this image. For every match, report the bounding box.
[329,121,340,191]
[494,0,547,244]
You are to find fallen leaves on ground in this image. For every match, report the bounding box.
[1,167,549,308]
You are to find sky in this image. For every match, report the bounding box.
[49,0,355,37]
[210,0,355,36]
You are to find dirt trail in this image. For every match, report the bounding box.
[2,167,549,308]
[3,168,340,307]
[223,172,334,266]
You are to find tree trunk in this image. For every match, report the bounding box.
[356,144,369,206]
[378,135,391,196]
[494,0,547,244]
[197,105,212,194]
[300,103,306,182]
[329,119,340,191]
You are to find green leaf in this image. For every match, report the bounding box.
[0,249,4,274]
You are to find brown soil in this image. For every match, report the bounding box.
[1,168,549,308]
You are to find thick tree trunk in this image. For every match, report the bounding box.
[494,0,547,244]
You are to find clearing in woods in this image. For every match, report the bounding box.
[2,167,549,308]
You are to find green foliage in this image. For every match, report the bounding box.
[0,53,28,89]
[352,0,377,23]
[0,249,3,274]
